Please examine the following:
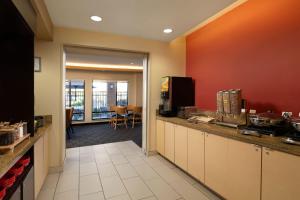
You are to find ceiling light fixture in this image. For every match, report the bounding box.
[163,28,173,34]
[90,16,102,22]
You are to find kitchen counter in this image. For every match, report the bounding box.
[0,116,52,178]
[157,115,300,157]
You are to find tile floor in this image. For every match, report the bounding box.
[37,140,222,200]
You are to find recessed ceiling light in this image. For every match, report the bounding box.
[90,16,102,22]
[163,28,173,34]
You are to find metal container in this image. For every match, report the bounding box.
[230,89,242,115]
[216,91,224,113]
[249,112,284,127]
[291,119,300,132]
[223,91,231,114]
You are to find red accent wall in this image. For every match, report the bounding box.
[186,0,300,115]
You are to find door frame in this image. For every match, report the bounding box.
[61,44,150,154]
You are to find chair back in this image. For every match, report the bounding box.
[127,104,135,111]
[133,106,142,114]
[115,106,127,115]
[110,105,117,112]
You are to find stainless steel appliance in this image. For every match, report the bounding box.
[159,76,195,117]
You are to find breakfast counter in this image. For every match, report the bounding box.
[0,116,52,178]
[157,115,300,156]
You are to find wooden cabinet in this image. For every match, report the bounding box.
[262,147,300,200]
[156,120,165,155]
[34,130,49,198]
[174,125,188,170]
[204,133,228,198]
[227,139,261,200]
[187,128,205,182]
[164,122,175,162]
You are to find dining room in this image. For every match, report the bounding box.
[64,47,146,149]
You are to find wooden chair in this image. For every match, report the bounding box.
[127,104,135,112]
[112,106,128,130]
[130,106,142,128]
[109,105,117,127]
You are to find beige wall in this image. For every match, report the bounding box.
[66,69,143,123]
[34,27,186,169]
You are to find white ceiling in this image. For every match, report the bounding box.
[44,0,236,41]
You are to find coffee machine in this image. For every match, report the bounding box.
[159,76,195,117]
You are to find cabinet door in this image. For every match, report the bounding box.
[156,120,165,155]
[34,136,44,198]
[23,167,34,200]
[227,140,261,200]
[164,122,175,162]
[205,133,228,197]
[174,125,188,170]
[187,128,205,182]
[44,130,49,176]
[262,148,300,200]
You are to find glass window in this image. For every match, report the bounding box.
[92,81,108,120]
[117,82,128,106]
[65,80,85,121]
[92,80,128,120]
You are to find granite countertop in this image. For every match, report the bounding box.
[0,116,52,178]
[157,115,300,157]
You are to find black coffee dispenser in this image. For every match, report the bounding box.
[159,76,195,117]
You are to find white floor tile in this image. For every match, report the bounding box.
[80,174,102,195]
[63,160,79,174]
[169,179,209,200]
[38,141,219,200]
[143,156,165,168]
[56,173,79,193]
[110,154,128,165]
[37,188,55,200]
[133,163,160,181]
[80,192,105,200]
[42,173,60,190]
[95,154,111,165]
[142,197,158,200]
[115,163,138,179]
[173,167,197,185]
[126,155,146,166]
[101,176,127,198]
[80,146,93,154]
[193,182,222,200]
[123,177,153,200]
[97,163,118,178]
[80,162,98,176]
[153,164,182,184]
[155,155,176,169]
[145,178,181,200]
[107,194,131,200]
[106,146,121,155]
[54,190,78,200]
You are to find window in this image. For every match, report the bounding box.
[92,81,108,120]
[65,80,85,121]
[117,82,128,106]
[92,80,128,120]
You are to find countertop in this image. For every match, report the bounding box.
[157,115,300,157]
[0,116,52,178]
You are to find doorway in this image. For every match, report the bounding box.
[62,46,149,152]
